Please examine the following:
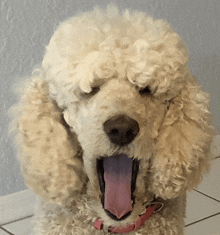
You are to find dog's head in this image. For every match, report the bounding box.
[13,5,214,225]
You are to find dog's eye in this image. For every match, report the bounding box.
[139,86,151,95]
[79,86,100,99]
[90,86,100,95]
[83,86,100,97]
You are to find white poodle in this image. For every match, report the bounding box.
[11,5,214,235]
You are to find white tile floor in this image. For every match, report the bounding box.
[1,158,219,235]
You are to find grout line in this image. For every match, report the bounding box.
[0,226,15,235]
[1,215,34,227]
[185,212,220,227]
[193,189,220,203]
[0,189,36,226]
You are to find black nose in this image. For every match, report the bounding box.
[103,115,139,146]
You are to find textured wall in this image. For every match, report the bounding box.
[1,0,219,196]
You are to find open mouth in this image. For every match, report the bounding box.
[96,154,139,221]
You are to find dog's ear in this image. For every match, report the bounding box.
[10,71,87,205]
[149,74,214,200]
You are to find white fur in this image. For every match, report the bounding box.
[11,5,214,235]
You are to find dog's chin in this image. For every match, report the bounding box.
[96,154,140,221]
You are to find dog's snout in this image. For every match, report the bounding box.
[103,115,139,146]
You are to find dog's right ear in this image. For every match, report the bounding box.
[10,70,87,205]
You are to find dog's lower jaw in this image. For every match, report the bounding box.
[92,195,185,234]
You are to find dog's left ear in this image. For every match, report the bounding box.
[149,74,214,200]
[10,73,87,205]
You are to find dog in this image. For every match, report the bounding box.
[11,5,214,234]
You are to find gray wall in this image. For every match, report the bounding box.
[1,0,219,197]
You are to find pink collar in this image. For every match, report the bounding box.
[93,204,158,233]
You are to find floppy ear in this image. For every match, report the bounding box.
[149,74,214,200]
[10,70,87,205]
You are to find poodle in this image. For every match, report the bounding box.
[11,5,214,235]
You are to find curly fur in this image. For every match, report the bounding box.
[10,5,214,235]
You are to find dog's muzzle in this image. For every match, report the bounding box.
[97,154,139,221]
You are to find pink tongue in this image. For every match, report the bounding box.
[103,154,132,219]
